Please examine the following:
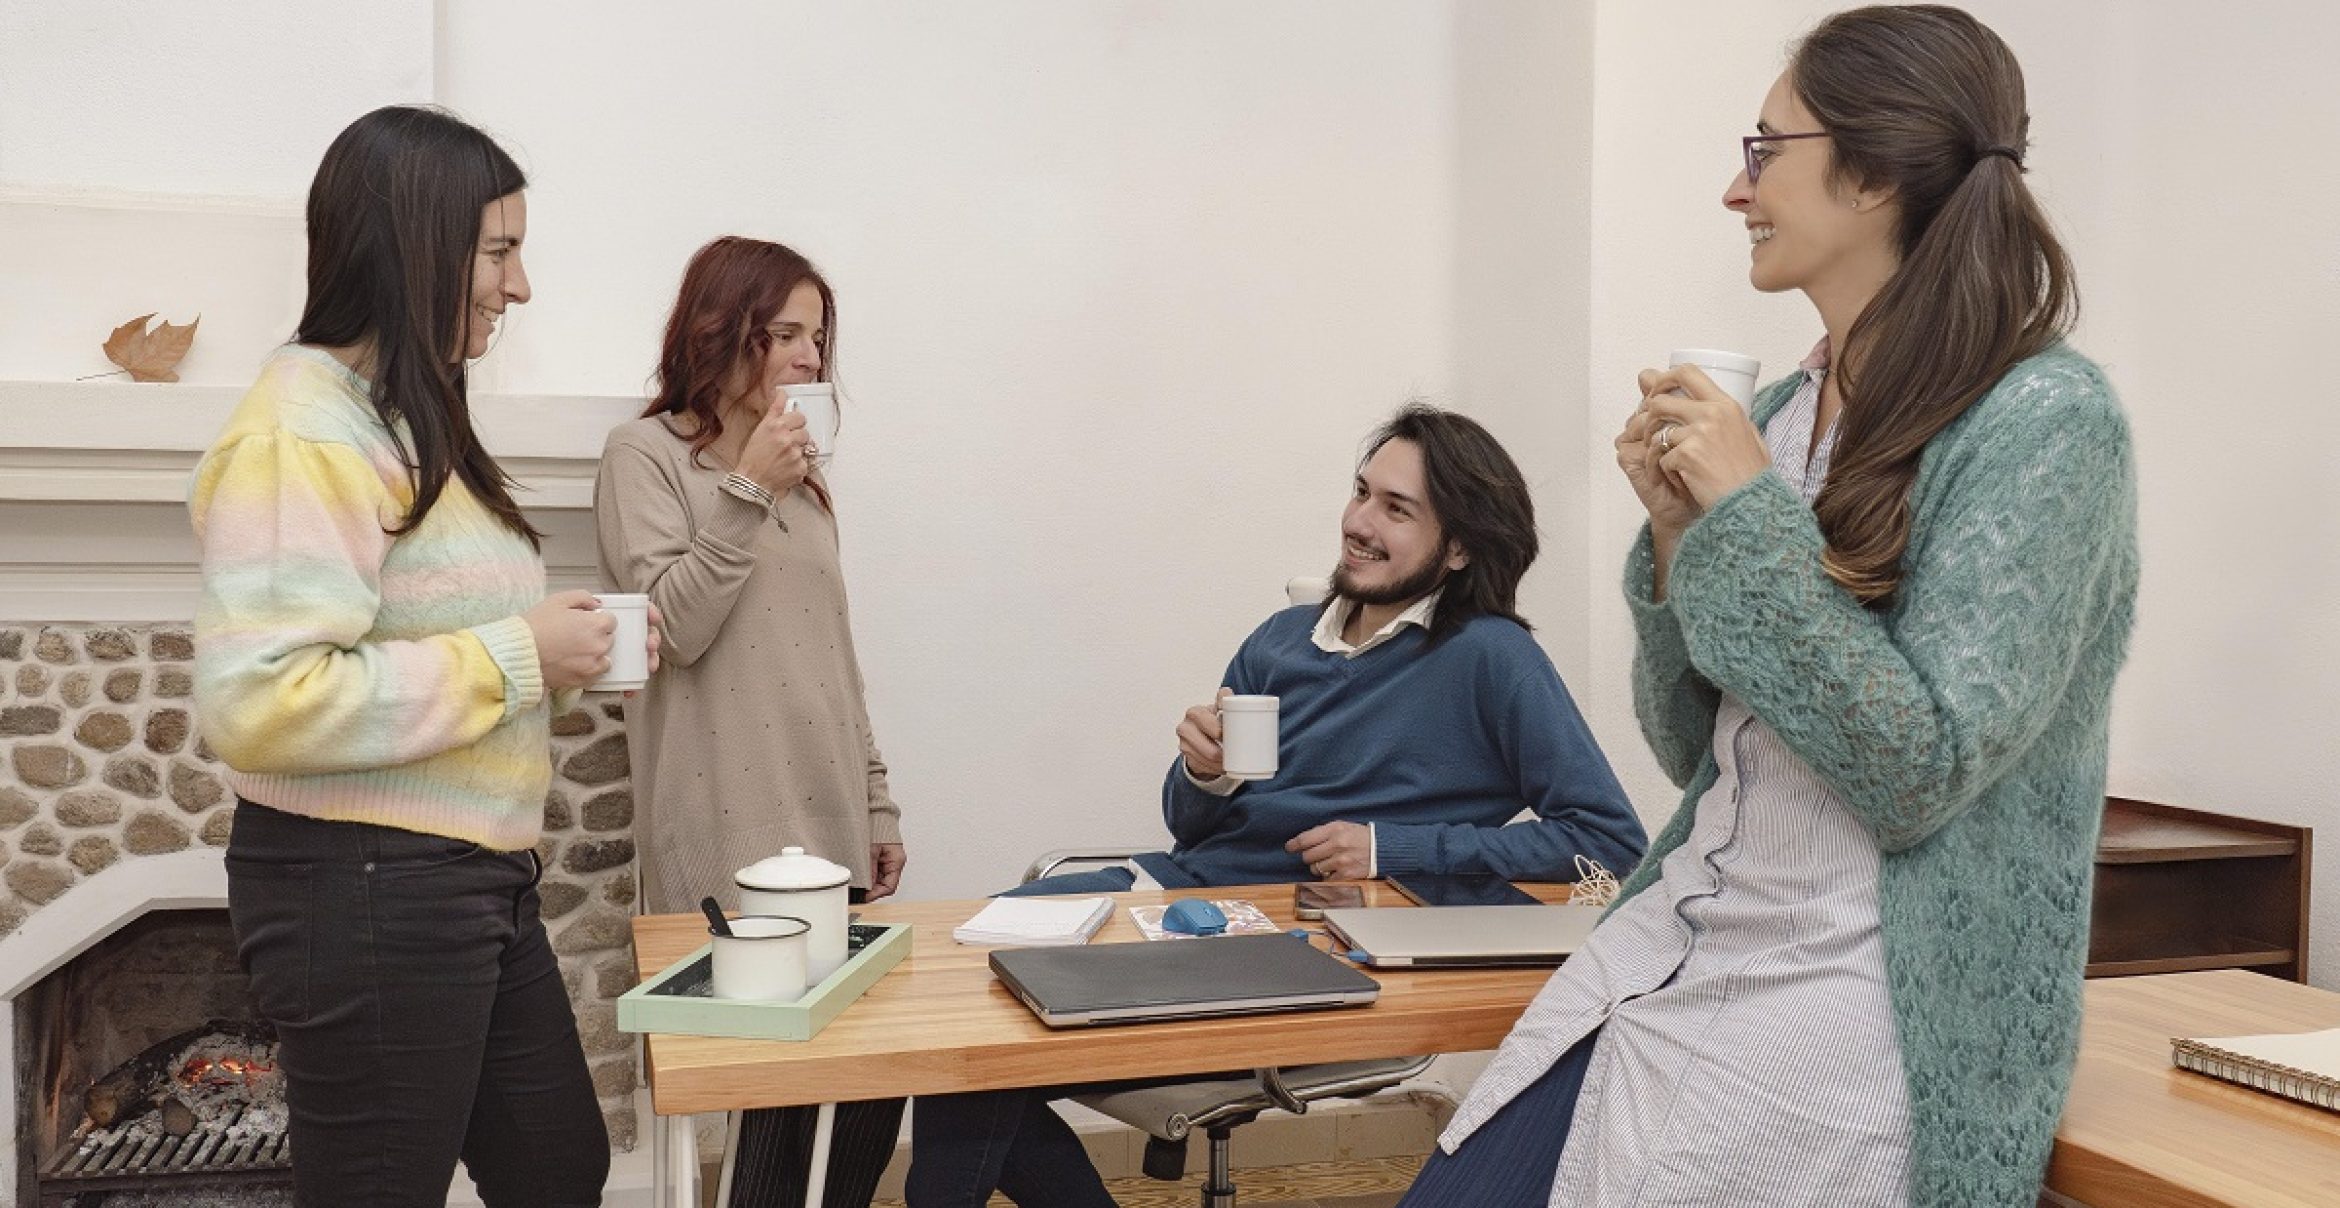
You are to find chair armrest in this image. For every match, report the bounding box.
[1022,847,1154,884]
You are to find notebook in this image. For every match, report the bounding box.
[989,932,1380,1027]
[1320,904,1604,968]
[2171,1027,2340,1112]
[953,896,1113,947]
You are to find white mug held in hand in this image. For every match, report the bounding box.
[781,382,839,466]
[588,593,651,692]
[1667,348,1761,408]
[1217,694,1280,780]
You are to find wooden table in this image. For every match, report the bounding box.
[636,895,2340,1208]
[629,881,1572,1205]
[2048,969,2340,1206]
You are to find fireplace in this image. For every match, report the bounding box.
[12,902,292,1207]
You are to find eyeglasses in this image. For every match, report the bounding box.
[1741,132,1829,184]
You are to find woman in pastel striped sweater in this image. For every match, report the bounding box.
[191,106,639,1207]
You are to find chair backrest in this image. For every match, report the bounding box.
[1284,575,1330,607]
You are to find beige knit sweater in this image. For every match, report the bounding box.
[594,416,902,914]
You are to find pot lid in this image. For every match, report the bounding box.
[735,846,851,891]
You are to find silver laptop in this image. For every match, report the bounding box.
[1320,904,1604,968]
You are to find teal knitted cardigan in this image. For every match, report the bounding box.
[1612,343,2137,1207]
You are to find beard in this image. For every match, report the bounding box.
[1329,548,1450,608]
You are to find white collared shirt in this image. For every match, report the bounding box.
[1181,590,1445,877]
[1309,590,1441,657]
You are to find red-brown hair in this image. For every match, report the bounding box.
[646,236,837,508]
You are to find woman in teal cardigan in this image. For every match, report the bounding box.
[1403,7,2137,1207]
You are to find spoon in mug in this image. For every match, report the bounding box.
[700,896,734,938]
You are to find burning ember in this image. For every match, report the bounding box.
[81,1020,285,1140]
[182,1052,275,1089]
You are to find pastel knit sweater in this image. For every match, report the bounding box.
[1613,343,2138,1207]
[190,346,558,851]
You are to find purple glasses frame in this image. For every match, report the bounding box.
[1742,132,1829,183]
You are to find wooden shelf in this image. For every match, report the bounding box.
[2089,798,2311,983]
[2084,944,2295,979]
[2098,797,2302,864]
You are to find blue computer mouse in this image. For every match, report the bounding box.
[1162,898,1229,936]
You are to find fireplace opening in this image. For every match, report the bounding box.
[14,910,292,1207]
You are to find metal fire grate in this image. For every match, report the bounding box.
[38,1104,292,1199]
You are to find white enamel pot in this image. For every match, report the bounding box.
[735,846,852,983]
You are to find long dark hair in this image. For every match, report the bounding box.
[1358,404,1539,643]
[1794,5,2076,605]
[646,236,836,480]
[296,105,539,548]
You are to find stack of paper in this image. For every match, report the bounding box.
[953,896,1114,947]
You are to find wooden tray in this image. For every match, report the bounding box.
[617,922,911,1041]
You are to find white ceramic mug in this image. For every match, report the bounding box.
[1218,694,1280,780]
[588,593,651,692]
[709,914,811,1001]
[781,382,840,466]
[736,847,853,983]
[1667,348,1761,408]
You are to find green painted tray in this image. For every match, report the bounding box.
[617,921,912,1042]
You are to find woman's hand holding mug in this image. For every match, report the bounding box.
[1634,364,1773,512]
[524,590,618,691]
[1616,376,1706,536]
[735,396,816,497]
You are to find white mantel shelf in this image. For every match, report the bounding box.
[0,379,637,621]
[0,379,641,510]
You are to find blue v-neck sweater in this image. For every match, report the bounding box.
[1157,608,1646,888]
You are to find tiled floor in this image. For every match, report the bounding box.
[867,1154,1422,1208]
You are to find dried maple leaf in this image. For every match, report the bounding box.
[101,313,200,383]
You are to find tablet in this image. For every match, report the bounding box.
[1384,872,1539,908]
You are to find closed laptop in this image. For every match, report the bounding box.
[989,932,1380,1027]
[1321,904,1604,968]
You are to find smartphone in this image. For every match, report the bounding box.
[1385,872,1538,908]
[1293,882,1366,920]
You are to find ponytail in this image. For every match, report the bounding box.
[1790,5,2076,605]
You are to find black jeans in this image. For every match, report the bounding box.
[226,800,608,1207]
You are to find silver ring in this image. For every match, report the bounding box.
[1656,424,1677,453]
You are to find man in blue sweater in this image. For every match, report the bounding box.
[906,405,1647,1208]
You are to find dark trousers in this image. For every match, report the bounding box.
[1397,1031,1597,1207]
[226,800,609,1207]
[728,889,908,1208]
[906,864,1180,1207]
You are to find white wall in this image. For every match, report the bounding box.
[433,0,1470,897]
[1579,0,2340,988]
[0,0,431,197]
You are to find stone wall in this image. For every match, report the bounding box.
[0,624,644,1150]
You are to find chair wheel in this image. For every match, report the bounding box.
[1142,1135,1189,1181]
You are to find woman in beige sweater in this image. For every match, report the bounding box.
[594,235,906,1206]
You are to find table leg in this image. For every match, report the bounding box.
[803,1101,836,1208]
[652,1111,699,1208]
[715,1111,741,1206]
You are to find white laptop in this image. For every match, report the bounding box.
[1320,904,1604,968]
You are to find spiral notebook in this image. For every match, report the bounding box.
[2170,1027,2340,1113]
